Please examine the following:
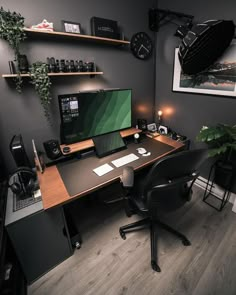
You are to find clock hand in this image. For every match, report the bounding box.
[138,44,150,55]
[138,45,143,54]
[142,44,150,53]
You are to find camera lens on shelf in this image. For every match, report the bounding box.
[84,61,95,72]
[70,60,75,72]
[59,59,66,72]
[78,60,84,72]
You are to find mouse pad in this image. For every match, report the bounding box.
[57,138,175,197]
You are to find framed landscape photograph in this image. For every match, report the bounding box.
[62,20,81,34]
[172,43,236,97]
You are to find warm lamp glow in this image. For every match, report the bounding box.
[157,110,163,117]
[164,107,174,116]
[136,104,149,113]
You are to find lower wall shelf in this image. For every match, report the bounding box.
[2,72,103,78]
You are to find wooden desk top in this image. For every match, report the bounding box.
[37,136,184,210]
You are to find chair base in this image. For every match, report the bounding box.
[119,217,191,272]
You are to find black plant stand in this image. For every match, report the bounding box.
[203,161,234,211]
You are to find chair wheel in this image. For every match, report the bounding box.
[151,260,161,272]
[182,239,191,246]
[119,229,126,240]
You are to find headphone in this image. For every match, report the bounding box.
[8,167,37,197]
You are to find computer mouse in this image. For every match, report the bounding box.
[63,146,71,153]
[142,152,151,157]
[136,147,147,154]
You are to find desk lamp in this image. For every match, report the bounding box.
[157,110,162,126]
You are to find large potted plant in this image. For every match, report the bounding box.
[197,124,236,191]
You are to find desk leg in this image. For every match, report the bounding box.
[63,206,82,249]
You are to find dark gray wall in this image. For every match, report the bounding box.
[0,0,156,171]
[155,0,236,151]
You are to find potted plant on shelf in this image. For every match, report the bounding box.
[0,6,26,91]
[196,124,236,191]
[29,62,52,121]
[0,7,53,121]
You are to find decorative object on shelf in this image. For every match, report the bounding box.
[91,17,120,39]
[158,125,169,135]
[47,57,57,72]
[130,32,153,60]
[46,57,96,73]
[8,60,16,74]
[173,44,236,97]
[0,6,27,92]
[147,123,157,132]
[84,61,95,72]
[30,19,54,31]
[18,54,29,73]
[29,62,52,121]
[62,20,81,34]
[197,124,236,210]
[137,118,147,131]
[76,60,84,72]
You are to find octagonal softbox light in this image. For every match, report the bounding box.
[178,20,235,75]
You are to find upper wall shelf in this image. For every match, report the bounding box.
[23,28,130,46]
[2,72,103,78]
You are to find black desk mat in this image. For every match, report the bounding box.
[57,138,174,197]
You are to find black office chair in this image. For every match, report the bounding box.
[119,149,208,272]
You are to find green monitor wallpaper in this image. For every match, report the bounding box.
[59,89,131,144]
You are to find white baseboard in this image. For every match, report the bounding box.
[194,176,236,213]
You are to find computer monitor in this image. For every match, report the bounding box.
[58,89,132,144]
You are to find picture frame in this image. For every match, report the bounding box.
[172,43,236,97]
[62,20,81,34]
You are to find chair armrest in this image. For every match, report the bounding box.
[120,166,134,188]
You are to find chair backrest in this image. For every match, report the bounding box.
[141,149,208,214]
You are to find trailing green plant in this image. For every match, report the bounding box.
[196,124,236,161]
[29,61,52,121]
[0,7,26,92]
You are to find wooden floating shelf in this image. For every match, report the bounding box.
[24,28,130,46]
[60,127,142,155]
[2,72,103,78]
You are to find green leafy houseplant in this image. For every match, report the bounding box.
[0,6,26,91]
[196,124,236,160]
[29,62,52,121]
[197,124,236,190]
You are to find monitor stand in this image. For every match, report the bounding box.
[92,131,127,158]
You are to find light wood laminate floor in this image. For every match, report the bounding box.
[28,185,236,295]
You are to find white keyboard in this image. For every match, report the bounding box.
[111,153,139,168]
[93,163,114,176]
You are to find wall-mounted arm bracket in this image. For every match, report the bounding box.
[149,8,194,32]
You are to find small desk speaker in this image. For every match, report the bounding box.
[43,139,62,160]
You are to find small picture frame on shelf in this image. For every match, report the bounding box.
[62,20,81,34]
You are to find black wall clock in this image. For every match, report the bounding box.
[130,32,153,60]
